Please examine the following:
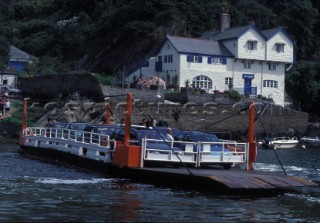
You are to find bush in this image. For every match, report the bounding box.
[94,74,115,85]
[224,90,242,101]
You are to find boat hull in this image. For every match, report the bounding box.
[261,137,299,149]
[300,137,320,146]
[19,144,317,196]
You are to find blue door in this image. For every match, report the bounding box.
[244,78,252,94]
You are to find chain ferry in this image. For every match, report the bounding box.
[19,94,317,195]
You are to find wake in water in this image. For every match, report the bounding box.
[34,177,112,184]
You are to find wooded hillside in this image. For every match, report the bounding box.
[1,0,320,115]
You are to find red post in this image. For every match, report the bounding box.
[20,98,28,145]
[124,93,133,146]
[247,101,257,170]
[105,104,110,124]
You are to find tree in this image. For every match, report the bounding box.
[286,61,320,113]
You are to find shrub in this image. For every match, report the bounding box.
[224,90,242,101]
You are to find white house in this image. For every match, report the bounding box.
[127,13,295,107]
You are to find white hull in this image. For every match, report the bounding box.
[300,137,320,146]
[271,141,298,149]
[262,136,299,149]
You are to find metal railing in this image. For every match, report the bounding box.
[142,138,247,167]
[23,127,116,162]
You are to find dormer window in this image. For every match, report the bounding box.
[276,43,285,53]
[247,41,257,50]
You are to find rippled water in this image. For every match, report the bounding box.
[1,144,320,222]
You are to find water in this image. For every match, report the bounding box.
[1,144,320,222]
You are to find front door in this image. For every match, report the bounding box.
[244,78,252,95]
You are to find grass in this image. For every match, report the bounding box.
[0,99,41,144]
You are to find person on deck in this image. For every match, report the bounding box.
[166,127,174,141]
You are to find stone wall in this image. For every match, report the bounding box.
[101,86,308,140]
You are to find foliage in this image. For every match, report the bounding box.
[224,90,242,101]
[2,0,320,114]
[94,74,115,86]
[286,61,320,112]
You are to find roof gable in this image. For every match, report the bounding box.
[9,45,31,61]
[212,25,267,41]
[261,27,295,44]
[166,35,233,57]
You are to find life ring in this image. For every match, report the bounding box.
[101,136,109,147]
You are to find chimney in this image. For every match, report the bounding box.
[248,17,255,25]
[220,8,230,32]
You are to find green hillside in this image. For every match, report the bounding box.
[1,0,320,115]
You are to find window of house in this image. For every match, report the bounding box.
[212,57,223,64]
[263,80,278,88]
[268,63,277,71]
[244,61,251,69]
[192,75,212,89]
[247,41,257,50]
[166,43,171,50]
[276,43,284,53]
[164,55,173,63]
[225,77,233,86]
[187,55,202,63]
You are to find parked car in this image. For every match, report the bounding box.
[174,131,235,169]
[110,127,181,151]
[48,121,67,128]
[173,130,233,153]
[64,122,89,140]
[45,121,67,137]
[82,124,118,143]
[0,85,21,95]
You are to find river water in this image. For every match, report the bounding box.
[1,143,320,223]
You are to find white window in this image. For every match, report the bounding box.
[244,61,251,69]
[225,77,233,86]
[247,41,257,50]
[192,75,212,89]
[211,57,223,64]
[187,55,202,63]
[276,43,284,53]
[191,55,199,63]
[268,63,277,71]
[263,80,278,88]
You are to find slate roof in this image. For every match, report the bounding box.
[166,35,233,57]
[9,45,31,61]
[212,25,267,41]
[261,27,295,44]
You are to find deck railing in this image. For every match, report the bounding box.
[23,127,247,168]
[142,138,247,167]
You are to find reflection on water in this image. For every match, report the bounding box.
[1,144,320,222]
